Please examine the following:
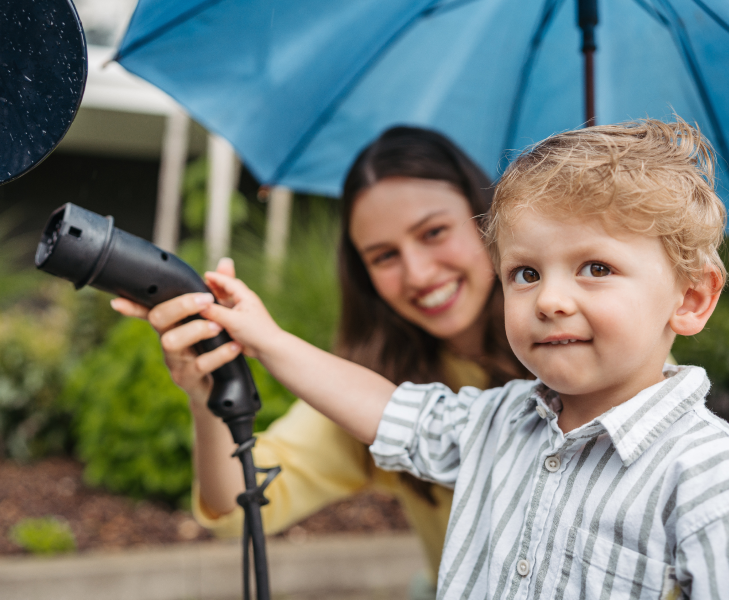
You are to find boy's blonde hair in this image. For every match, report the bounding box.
[485,118,727,287]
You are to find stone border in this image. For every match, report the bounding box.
[0,532,424,600]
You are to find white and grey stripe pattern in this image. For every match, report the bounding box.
[370,365,729,599]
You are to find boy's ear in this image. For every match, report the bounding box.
[670,267,723,336]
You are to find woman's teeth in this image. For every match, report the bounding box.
[550,339,578,345]
[417,281,459,309]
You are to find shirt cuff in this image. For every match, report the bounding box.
[370,382,432,473]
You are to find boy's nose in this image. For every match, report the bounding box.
[535,280,577,319]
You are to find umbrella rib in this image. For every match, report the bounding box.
[502,0,564,157]
[691,0,729,34]
[632,0,671,26]
[653,0,729,162]
[425,0,484,18]
[114,0,229,62]
[270,0,442,185]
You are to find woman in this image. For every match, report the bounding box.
[112,127,530,597]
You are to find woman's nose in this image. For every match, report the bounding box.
[401,246,438,288]
[535,279,577,318]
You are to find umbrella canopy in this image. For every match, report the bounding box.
[117,0,729,199]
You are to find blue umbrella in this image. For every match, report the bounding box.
[116,0,729,199]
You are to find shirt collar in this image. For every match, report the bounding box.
[512,383,558,421]
[511,365,710,466]
[598,365,709,465]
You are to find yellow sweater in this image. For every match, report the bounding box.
[192,352,488,584]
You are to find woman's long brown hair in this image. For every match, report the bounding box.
[335,127,530,503]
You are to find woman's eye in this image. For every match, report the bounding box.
[372,250,397,265]
[514,267,540,284]
[423,226,446,241]
[579,263,611,278]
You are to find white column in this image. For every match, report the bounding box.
[153,108,189,252]
[205,134,239,270]
[264,186,293,289]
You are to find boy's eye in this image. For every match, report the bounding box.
[579,263,611,277]
[514,267,540,284]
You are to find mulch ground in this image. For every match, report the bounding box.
[0,457,410,556]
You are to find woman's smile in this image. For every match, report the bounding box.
[414,279,461,313]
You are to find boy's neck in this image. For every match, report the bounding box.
[555,365,668,433]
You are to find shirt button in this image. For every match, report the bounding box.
[545,455,561,472]
[516,559,530,577]
[536,405,547,419]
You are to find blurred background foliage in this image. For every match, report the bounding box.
[0,166,341,507]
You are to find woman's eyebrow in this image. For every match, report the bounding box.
[360,210,449,255]
[407,210,448,233]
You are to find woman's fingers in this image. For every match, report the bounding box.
[160,319,223,354]
[194,341,242,374]
[147,292,215,333]
[110,297,150,319]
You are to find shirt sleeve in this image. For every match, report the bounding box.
[192,400,371,537]
[676,512,729,599]
[370,382,487,488]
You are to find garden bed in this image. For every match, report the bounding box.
[0,456,410,556]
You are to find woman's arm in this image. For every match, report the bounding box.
[197,401,372,534]
[201,272,395,445]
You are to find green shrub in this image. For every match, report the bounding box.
[0,282,77,460]
[60,314,300,505]
[0,211,73,460]
[10,516,77,555]
[0,278,120,460]
[61,318,194,505]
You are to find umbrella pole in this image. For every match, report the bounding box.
[584,49,596,127]
[577,0,598,126]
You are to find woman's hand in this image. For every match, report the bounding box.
[110,258,243,411]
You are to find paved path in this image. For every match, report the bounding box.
[0,532,424,600]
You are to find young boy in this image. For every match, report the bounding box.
[201,119,729,598]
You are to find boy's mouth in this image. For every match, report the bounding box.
[536,336,589,346]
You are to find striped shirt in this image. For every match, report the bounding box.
[370,365,729,599]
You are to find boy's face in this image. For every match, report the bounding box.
[498,211,686,411]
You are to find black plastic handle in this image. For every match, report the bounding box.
[36,203,260,438]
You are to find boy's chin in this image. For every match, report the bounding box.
[535,372,597,399]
